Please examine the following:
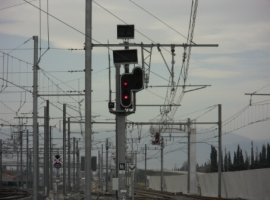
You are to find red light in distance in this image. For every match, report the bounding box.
[123,81,128,87]
[123,95,129,100]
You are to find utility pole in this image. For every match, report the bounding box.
[73,137,76,191]
[160,138,164,192]
[37,123,40,189]
[49,126,53,191]
[0,139,2,187]
[26,130,29,189]
[105,138,109,193]
[130,139,135,200]
[29,149,32,188]
[76,140,80,192]
[101,144,104,192]
[68,117,71,192]
[55,148,60,200]
[134,151,137,188]
[85,0,93,199]
[32,35,39,200]
[187,118,191,193]
[19,127,23,188]
[17,147,19,188]
[187,119,197,194]
[144,144,147,188]
[63,104,66,196]
[44,100,49,196]
[218,104,222,198]
[98,150,101,190]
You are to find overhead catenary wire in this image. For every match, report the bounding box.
[0,51,32,66]
[249,81,270,94]
[22,0,205,111]
[0,100,17,113]
[39,0,50,61]
[196,102,270,143]
[22,0,172,67]
[6,37,33,54]
[0,0,37,12]
[5,1,210,110]
[46,0,50,49]
[93,0,161,46]
[128,0,194,44]
[0,75,80,120]
[23,0,99,44]
[163,0,198,120]
[0,47,84,51]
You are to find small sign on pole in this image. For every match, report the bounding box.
[129,164,135,171]
[119,163,126,174]
[54,161,62,169]
[54,154,62,169]
[119,162,126,171]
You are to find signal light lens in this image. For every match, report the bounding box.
[123,95,129,100]
[123,81,128,87]
[120,75,132,107]
[120,68,143,108]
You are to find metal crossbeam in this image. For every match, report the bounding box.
[92,43,218,48]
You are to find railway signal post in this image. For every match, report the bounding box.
[111,25,144,200]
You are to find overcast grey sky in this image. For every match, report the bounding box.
[0,0,270,168]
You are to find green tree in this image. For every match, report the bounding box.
[267,143,270,167]
[224,151,228,172]
[250,141,255,169]
[254,147,259,169]
[180,161,188,171]
[233,152,237,171]
[210,145,218,172]
[228,153,232,171]
[235,145,245,170]
[231,145,245,170]
[260,144,267,168]
[244,151,250,170]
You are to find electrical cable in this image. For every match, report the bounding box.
[0,75,79,120]
[39,0,42,58]
[250,81,270,94]
[0,0,37,12]
[23,0,100,44]
[46,0,50,49]
[0,51,32,66]
[6,37,32,54]
[128,0,194,44]
[22,0,184,111]
[93,0,159,45]
[162,0,198,120]
[0,100,17,113]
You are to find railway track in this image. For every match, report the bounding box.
[135,188,238,200]
[135,189,176,200]
[0,188,30,200]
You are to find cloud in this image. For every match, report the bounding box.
[0,19,19,25]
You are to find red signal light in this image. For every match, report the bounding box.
[123,81,128,87]
[120,75,132,108]
[123,95,129,100]
[120,67,144,108]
